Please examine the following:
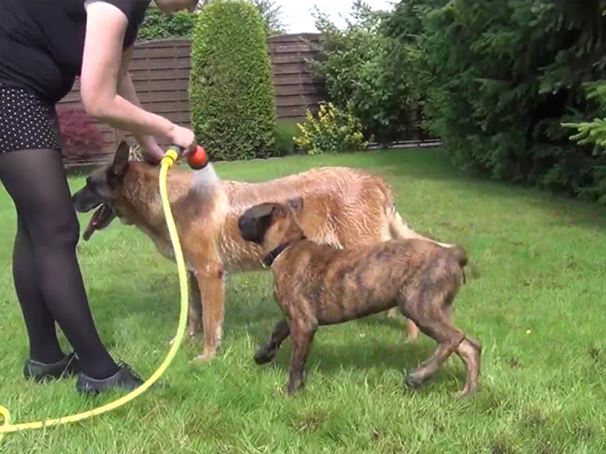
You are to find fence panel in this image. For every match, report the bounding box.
[59,34,324,167]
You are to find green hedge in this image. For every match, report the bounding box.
[190,0,276,161]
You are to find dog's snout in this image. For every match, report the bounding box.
[237,216,246,232]
[72,187,98,213]
[238,216,257,243]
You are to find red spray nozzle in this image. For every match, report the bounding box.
[167,144,209,170]
[187,145,209,170]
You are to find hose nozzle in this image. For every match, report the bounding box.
[187,145,209,170]
[163,145,209,170]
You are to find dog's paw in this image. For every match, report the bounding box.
[455,390,475,400]
[404,372,424,389]
[254,347,276,365]
[287,382,303,396]
[193,350,216,363]
[187,327,202,339]
[455,385,477,400]
[287,371,306,395]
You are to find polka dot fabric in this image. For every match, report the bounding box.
[0,84,61,154]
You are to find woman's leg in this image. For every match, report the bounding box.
[12,212,64,364]
[0,148,118,379]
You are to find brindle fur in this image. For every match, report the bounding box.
[239,199,481,397]
[72,141,452,361]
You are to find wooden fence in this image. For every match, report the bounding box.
[59,33,325,166]
[267,33,325,119]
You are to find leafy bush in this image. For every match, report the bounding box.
[138,6,196,41]
[565,82,606,149]
[139,1,284,40]
[564,81,606,202]
[190,0,276,161]
[274,120,300,156]
[310,2,419,144]
[294,103,367,155]
[394,0,606,202]
[249,0,285,36]
[56,107,108,163]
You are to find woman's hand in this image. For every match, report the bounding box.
[167,125,197,157]
[134,134,165,164]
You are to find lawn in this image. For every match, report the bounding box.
[1,149,605,453]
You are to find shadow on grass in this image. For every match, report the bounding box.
[92,277,447,381]
[237,305,460,387]
[251,332,466,395]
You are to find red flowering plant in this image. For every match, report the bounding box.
[56,106,108,165]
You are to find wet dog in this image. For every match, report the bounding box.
[238,198,481,397]
[72,141,451,361]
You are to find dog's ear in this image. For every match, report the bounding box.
[271,204,287,219]
[111,140,130,179]
[287,197,304,213]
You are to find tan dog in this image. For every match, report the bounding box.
[238,198,481,397]
[72,141,451,361]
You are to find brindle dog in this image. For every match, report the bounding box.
[238,198,481,397]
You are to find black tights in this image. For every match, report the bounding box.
[0,149,118,379]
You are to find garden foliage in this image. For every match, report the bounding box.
[190,0,277,161]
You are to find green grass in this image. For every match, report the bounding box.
[1,149,606,453]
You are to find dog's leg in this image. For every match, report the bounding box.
[404,337,461,388]
[169,272,203,346]
[254,319,290,365]
[405,318,420,341]
[188,271,203,338]
[194,261,225,362]
[441,301,480,397]
[387,307,399,320]
[386,308,420,342]
[400,296,464,389]
[287,321,317,395]
[454,336,481,398]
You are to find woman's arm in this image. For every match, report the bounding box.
[117,47,165,162]
[116,47,141,108]
[80,1,195,152]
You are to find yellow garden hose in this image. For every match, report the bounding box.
[1,147,188,443]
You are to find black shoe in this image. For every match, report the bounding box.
[76,363,144,395]
[23,353,79,382]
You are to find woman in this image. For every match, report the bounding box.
[0,0,199,395]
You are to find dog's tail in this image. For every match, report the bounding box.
[449,246,468,268]
[387,205,453,248]
[448,246,468,284]
[387,205,426,241]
